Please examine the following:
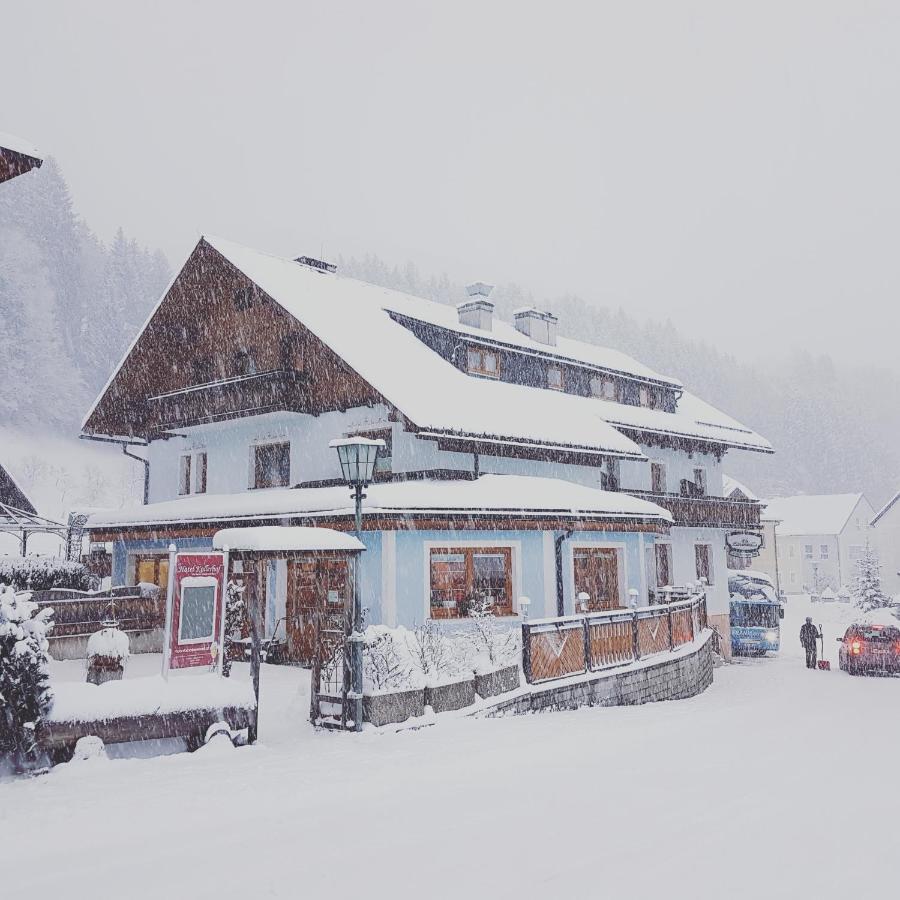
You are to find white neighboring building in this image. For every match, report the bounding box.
[869,492,900,597]
[763,494,874,594]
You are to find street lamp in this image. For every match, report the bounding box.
[329,436,385,732]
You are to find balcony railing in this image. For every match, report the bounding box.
[628,491,762,529]
[146,370,308,430]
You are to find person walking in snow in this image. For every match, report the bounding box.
[800,617,821,669]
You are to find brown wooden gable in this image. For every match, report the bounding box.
[0,146,42,185]
[83,239,385,439]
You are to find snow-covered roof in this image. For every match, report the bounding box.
[212,526,364,553]
[723,474,758,501]
[598,391,772,454]
[0,460,36,515]
[763,494,865,537]
[83,234,771,458]
[83,474,673,530]
[385,293,679,387]
[0,131,42,161]
[872,490,900,527]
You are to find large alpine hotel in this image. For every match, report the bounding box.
[81,236,771,660]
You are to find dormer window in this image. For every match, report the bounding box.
[547,365,564,391]
[639,386,657,408]
[591,376,617,401]
[467,347,499,378]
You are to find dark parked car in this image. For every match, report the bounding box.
[837,624,900,675]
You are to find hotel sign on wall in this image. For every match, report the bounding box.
[725,531,764,557]
[163,550,227,675]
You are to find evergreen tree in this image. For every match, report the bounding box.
[0,584,54,772]
[851,543,891,612]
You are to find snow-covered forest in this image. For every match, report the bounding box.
[2,158,898,509]
[0,158,169,429]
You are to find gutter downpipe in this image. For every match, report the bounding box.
[555,528,574,616]
[78,434,150,505]
[121,445,150,506]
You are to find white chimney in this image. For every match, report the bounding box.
[457,283,494,330]
[513,307,558,346]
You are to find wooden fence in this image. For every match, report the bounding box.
[31,586,164,637]
[521,594,707,684]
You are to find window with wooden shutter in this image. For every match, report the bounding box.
[429,547,513,618]
[547,366,564,390]
[178,455,191,496]
[253,442,291,489]
[655,543,672,588]
[650,461,667,493]
[695,543,713,584]
[196,452,208,494]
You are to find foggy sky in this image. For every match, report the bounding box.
[4,1,900,369]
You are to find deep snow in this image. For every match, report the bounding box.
[1,596,897,899]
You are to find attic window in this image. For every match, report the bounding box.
[233,350,257,377]
[590,376,617,401]
[639,386,658,408]
[547,365,564,391]
[467,348,499,378]
[233,285,254,311]
[252,441,290,489]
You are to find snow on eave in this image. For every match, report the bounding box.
[871,490,900,527]
[82,476,673,530]
[212,526,365,553]
[0,131,43,162]
[0,460,37,514]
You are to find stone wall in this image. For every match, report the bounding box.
[486,631,714,717]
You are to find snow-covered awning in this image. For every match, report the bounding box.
[212,526,364,553]
[82,474,672,530]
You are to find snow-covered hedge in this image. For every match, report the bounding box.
[0,556,89,592]
[0,584,54,772]
[362,616,520,695]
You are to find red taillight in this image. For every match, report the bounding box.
[851,640,862,655]
[895,642,900,655]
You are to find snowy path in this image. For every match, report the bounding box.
[2,597,897,900]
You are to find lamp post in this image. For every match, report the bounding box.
[329,436,384,731]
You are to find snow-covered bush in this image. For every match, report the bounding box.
[363,627,412,693]
[0,556,89,592]
[465,596,520,672]
[851,543,891,612]
[0,583,54,771]
[404,620,450,682]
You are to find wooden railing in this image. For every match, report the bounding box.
[628,492,761,529]
[521,594,707,684]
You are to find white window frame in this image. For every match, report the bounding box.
[804,544,813,560]
[820,544,829,560]
[422,540,522,621]
[547,365,564,391]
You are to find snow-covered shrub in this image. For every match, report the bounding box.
[0,556,89,592]
[0,583,54,771]
[465,596,520,672]
[222,579,247,677]
[404,620,450,682]
[851,543,891,612]
[86,626,130,663]
[363,627,412,693]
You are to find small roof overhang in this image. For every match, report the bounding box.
[212,526,365,554]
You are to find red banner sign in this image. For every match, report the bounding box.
[165,552,226,672]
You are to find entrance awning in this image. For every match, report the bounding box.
[212,526,365,553]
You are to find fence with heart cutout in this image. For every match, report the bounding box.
[521,593,708,684]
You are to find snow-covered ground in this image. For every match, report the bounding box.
[2,596,898,899]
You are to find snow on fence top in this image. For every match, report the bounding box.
[0,131,43,161]
[213,526,365,553]
[84,474,673,529]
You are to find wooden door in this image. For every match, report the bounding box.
[573,548,620,610]
[286,557,351,666]
[133,555,169,621]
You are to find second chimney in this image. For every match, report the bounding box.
[513,307,558,346]
[457,282,494,330]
